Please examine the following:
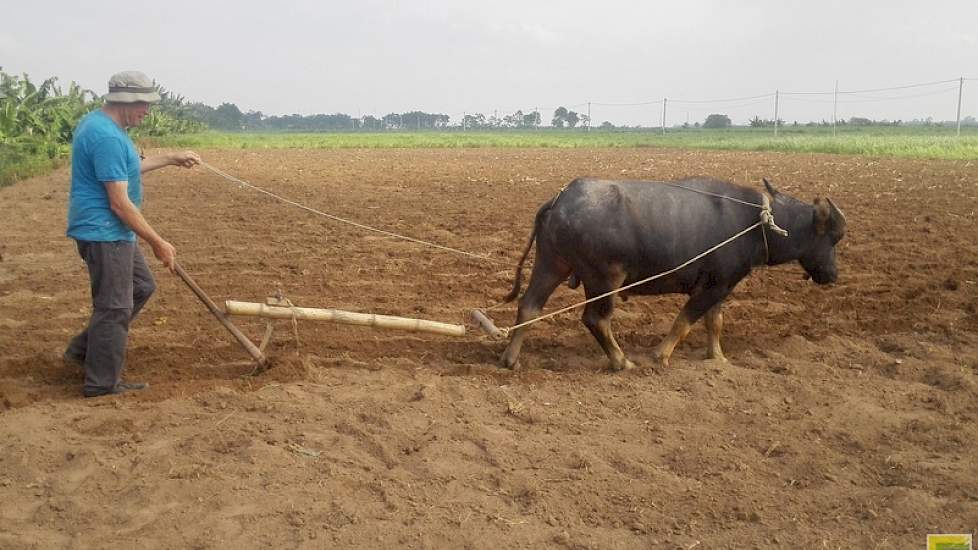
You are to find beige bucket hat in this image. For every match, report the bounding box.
[104,70,161,103]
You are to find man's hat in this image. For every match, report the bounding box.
[104,71,161,104]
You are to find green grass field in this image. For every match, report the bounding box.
[149,126,978,161]
[4,126,977,188]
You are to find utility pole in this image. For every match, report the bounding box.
[833,80,838,137]
[956,76,964,137]
[462,112,466,132]
[661,98,667,135]
[773,90,780,137]
[587,101,591,132]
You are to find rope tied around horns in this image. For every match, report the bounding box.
[199,161,787,337]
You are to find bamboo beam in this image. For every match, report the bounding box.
[225,301,466,337]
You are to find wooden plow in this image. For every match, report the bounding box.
[176,262,506,375]
[211,296,508,372]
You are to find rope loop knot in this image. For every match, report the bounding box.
[760,196,789,237]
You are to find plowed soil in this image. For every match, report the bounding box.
[1,148,977,549]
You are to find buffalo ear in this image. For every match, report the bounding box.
[813,197,831,234]
[763,178,779,196]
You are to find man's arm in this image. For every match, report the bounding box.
[105,181,176,270]
[140,150,201,174]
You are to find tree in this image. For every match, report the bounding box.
[360,115,383,130]
[600,121,615,129]
[523,111,541,128]
[462,113,486,129]
[565,110,580,128]
[402,111,425,130]
[382,113,402,129]
[393,111,449,130]
[703,114,731,129]
[240,110,264,130]
[0,72,100,153]
[552,106,568,128]
[552,107,583,128]
[210,102,243,130]
[502,110,523,128]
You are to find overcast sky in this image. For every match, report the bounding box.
[3,0,977,126]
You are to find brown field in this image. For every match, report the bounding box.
[1,148,977,549]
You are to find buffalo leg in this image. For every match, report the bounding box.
[654,287,730,367]
[704,303,727,362]
[581,270,635,370]
[500,259,570,369]
[652,312,692,368]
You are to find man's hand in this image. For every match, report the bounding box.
[152,239,177,272]
[170,151,201,168]
[141,151,201,174]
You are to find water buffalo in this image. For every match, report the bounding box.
[499,176,846,370]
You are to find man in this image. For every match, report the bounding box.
[64,70,201,397]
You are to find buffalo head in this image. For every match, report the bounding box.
[764,178,846,285]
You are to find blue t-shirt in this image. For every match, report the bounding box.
[66,110,142,242]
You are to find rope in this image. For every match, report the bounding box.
[657,182,787,238]
[199,161,508,265]
[656,181,765,209]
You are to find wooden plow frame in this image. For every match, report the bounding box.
[177,263,504,375]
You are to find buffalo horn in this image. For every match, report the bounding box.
[827,197,846,224]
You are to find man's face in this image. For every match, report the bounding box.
[121,102,152,128]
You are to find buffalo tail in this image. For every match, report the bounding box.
[501,201,551,303]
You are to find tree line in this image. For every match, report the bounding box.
[189,103,595,131]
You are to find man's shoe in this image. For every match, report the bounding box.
[83,381,149,398]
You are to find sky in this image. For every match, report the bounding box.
[3,0,977,126]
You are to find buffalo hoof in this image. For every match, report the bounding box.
[651,350,671,368]
[609,358,638,371]
[499,356,519,370]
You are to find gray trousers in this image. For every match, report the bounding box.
[66,240,156,394]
